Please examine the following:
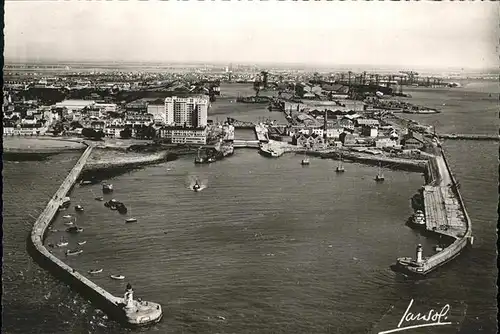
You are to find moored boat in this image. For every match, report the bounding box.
[95,196,104,201]
[125,218,138,223]
[78,241,87,245]
[89,268,103,275]
[59,197,71,210]
[66,249,83,256]
[110,274,125,280]
[116,202,128,214]
[336,153,345,173]
[375,162,385,182]
[57,237,68,247]
[102,183,113,194]
[75,205,84,212]
[63,214,72,219]
[194,147,206,164]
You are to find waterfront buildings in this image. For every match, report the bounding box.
[147,100,168,124]
[158,126,207,145]
[402,131,426,150]
[165,96,208,128]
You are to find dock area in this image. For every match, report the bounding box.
[28,145,163,326]
[394,146,473,276]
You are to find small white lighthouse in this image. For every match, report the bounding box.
[416,244,423,263]
[123,283,134,309]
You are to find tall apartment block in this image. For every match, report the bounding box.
[164,96,208,128]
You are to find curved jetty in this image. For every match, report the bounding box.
[28,145,163,326]
[393,145,473,276]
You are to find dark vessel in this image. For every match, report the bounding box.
[192,179,201,192]
[116,202,128,214]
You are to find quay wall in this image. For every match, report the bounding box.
[441,148,472,239]
[416,148,472,274]
[27,146,134,324]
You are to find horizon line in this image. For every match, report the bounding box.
[3,58,498,73]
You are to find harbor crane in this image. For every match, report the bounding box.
[399,71,419,85]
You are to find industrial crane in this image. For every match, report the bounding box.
[399,71,419,85]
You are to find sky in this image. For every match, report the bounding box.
[4,1,499,70]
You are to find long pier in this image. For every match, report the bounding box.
[394,146,473,276]
[28,145,163,326]
[438,133,499,141]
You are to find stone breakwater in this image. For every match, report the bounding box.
[27,146,163,326]
[393,146,473,276]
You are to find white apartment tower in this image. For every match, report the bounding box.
[164,96,208,128]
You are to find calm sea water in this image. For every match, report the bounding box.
[2,82,497,334]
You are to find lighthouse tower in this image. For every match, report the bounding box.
[123,283,134,309]
[416,244,423,263]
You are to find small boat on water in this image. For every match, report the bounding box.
[194,147,206,164]
[192,179,201,192]
[207,156,216,163]
[75,205,84,212]
[89,268,103,275]
[116,202,128,214]
[434,245,443,252]
[57,237,68,247]
[95,196,104,201]
[66,226,84,233]
[102,183,113,194]
[63,214,72,219]
[336,153,345,173]
[110,274,125,280]
[80,180,92,186]
[125,218,137,223]
[301,149,310,165]
[78,241,87,246]
[59,197,71,210]
[66,249,83,256]
[64,221,74,226]
[375,163,385,182]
